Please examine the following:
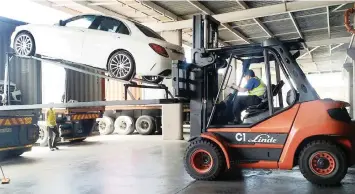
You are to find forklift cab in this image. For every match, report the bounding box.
[215,55,299,126]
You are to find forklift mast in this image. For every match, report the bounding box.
[172,14,320,138]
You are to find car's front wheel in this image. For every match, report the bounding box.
[107,50,135,81]
[14,32,36,56]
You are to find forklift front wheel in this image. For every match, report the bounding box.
[299,140,347,186]
[184,139,225,181]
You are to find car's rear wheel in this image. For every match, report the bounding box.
[14,32,35,56]
[107,50,135,81]
[142,76,164,84]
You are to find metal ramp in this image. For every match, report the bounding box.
[2,53,174,107]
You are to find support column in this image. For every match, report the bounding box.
[160,30,182,46]
[344,63,353,118]
[162,103,183,140]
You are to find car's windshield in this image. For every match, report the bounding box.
[134,23,165,41]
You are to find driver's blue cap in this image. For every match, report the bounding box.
[245,70,255,77]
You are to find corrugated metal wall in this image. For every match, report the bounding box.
[0,17,42,105]
[65,65,104,102]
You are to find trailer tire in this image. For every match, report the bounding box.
[135,115,155,135]
[98,116,114,135]
[114,116,135,135]
[37,125,49,147]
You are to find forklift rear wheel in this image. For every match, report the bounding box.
[184,139,225,180]
[299,140,347,186]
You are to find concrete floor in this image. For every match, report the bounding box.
[1,135,355,194]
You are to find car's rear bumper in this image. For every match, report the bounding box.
[140,56,183,77]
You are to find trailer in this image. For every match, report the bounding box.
[97,103,190,136]
[36,107,103,146]
[1,52,185,152]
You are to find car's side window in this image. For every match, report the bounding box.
[97,17,130,35]
[117,23,129,35]
[65,15,96,29]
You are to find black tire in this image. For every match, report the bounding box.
[114,116,135,135]
[142,76,164,84]
[299,140,348,186]
[135,115,155,135]
[14,31,36,56]
[107,50,135,81]
[184,139,226,181]
[37,125,49,147]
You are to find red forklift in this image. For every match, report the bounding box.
[172,15,355,186]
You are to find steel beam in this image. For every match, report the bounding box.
[235,0,273,37]
[31,0,81,15]
[143,1,347,31]
[307,37,352,47]
[299,46,321,59]
[186,0,251,43]
[332,3,347,12]
[72,0,131,20]
[139,1,180,21]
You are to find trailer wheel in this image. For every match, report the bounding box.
[114,116,135,135]
[184,139,225,181]
[37,125,49,147]
[299,140,347,186]
[98,116,114,135]
[135,115,155,135]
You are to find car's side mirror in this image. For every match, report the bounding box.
[59,20,65,26]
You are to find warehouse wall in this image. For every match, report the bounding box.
[0,16,42,105]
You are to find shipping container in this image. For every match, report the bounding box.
[0,16,42,105]
[0,16,41,157]
[105,78,141,100]
[42,62,105,103]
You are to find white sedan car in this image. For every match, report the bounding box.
[10,14,185,83]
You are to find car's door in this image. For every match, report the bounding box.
[80,16,131,68]
[38,15,97,63]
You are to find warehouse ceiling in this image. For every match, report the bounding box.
[33,0,355,73]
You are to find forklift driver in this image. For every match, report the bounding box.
[230,70,266,124]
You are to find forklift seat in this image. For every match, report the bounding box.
[245,80,285,116]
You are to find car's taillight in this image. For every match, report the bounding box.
[149,43,169,58]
